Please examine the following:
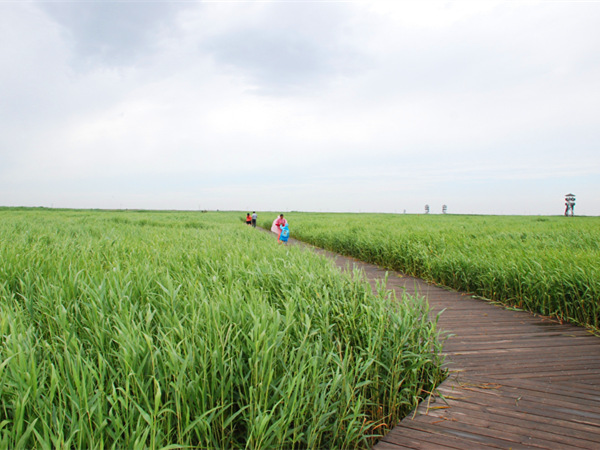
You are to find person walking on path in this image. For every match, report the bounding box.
[271,214,287,238]
[278,222,290,245]
[251,212,257,228]
[246,213,252,225]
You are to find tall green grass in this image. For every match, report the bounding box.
[276,213,600,330]
[0,209,445,448]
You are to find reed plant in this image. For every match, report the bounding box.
[278,212,600,330]
[0,208,445,448]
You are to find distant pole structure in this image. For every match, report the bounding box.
[564,193,576,216]
[424,204,430,214]
[442,205,447,214]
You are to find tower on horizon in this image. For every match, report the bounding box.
[565,193,576,216]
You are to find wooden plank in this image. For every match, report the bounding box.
[442,343,600,355]
[397,420,534,449]
[433,385,600,429]
[382,421,507,450]
[420,397,600,444]
[463,366,600,379]
[488,370,600,382]
[438,378,600,410]
[495,377,600,400]
[433,389,600,419]
[444,350,600,361]
[414,410,595,449]
[380,424,501,449]
[370,440,415,450]
[440,329,594,339]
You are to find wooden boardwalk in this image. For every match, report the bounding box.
[304,244,600,449]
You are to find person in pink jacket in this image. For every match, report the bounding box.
[271,214,287,238]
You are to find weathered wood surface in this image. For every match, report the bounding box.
[304,244,600,449]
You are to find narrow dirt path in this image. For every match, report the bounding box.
[285,235,600,449]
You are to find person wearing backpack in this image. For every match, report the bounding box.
[271,214,287,237]
[279,222,290,245]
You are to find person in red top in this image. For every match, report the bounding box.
[271,214,287,237]
[246,213,252,225]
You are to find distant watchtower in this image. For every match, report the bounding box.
[442,205,447,214]
[424,204,430,214]
[564,193,576,217]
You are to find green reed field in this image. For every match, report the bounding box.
[0,208,444,449]
[272,213,600,330]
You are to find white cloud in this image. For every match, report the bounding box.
[0,1,599,215]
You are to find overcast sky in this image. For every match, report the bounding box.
[1,1,599,215]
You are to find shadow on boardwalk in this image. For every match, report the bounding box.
[282,234,600,449]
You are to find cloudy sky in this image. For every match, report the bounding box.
[1,1,599,215]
